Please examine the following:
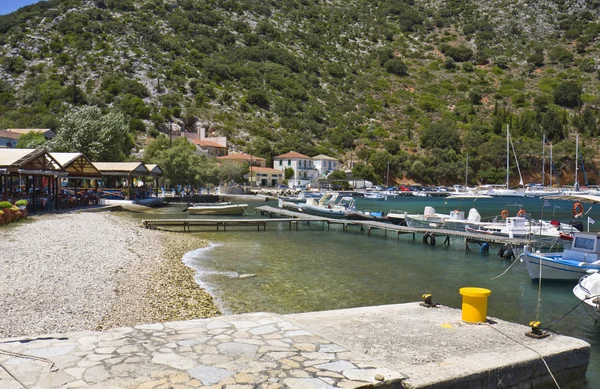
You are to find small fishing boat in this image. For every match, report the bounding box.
[188,203,248,215]
[364,192,387,201]
[573,273,600,320]
[522,232,600,281]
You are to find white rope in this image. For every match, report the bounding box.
[482,323,561,389]
[491,249,520,280]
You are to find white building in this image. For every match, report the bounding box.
[312,154,338,176]
[273,151,318,188]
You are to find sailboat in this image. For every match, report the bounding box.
[487,125,525,197]
[562,134,590,196]
[524,135,561,197]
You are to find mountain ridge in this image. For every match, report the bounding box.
[0,0,599,185]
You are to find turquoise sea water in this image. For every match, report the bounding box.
[141,195,600,387]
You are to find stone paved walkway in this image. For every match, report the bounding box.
[0,312,405,389]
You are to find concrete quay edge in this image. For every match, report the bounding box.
[0,303,590,389]
[284,302,591,389]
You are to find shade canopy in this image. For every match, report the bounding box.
[0,149,66,176]
[50,152,102,178]
[144,164,163,177]
[92,162,150,177]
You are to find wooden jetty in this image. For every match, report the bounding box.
[142,206,530,251]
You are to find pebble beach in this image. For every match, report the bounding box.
[0,212,220,339]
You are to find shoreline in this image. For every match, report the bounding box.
[0,212,220,338]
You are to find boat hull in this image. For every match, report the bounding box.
[188,204,247,215]
[523,252,600,281]
[573,274,600,320]
[299,205,349,219]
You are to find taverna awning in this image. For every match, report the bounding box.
[0,148,66,176]
[92,162,150,177]
[144,164,163,177]
[50,152,102,179]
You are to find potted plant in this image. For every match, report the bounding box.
[15,199,28,217]
[11,205,21,221]
[0,201,12,223]
[0,210,4,225]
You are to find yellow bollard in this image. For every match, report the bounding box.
[459,287,492,323]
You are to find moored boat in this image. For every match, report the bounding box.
[363,192,387,201]
[573,273,600,320]
[188,203,248,215]
[522,232,600,281]
[298,192,355,218]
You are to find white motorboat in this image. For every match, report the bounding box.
[387,209,408,226]
[573,273,600,320]
[522,232,600,281]
[364,192,387,201]
[404,206,484,232]
[298,192,356,218]
[188,203,248,215]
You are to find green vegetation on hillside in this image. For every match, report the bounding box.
[1,0,599,185]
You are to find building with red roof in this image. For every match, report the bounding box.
[273,150,317,188]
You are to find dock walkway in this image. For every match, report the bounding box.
[142,206,529,249]
[255,205,530,247]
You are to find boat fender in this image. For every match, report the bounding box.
[502,245,514,260]
[423,233,436,246]
[429,234,436,246]
[479,242,489,253]
[497,245,506,258]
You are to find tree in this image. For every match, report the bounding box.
[16,132,47,149]
[352,162,378,183]
[156,138,218,186]
[554,81,581,109]
[420,120,462,153]
[52,106,131,161]
[384,59,408,76]
[218,161,247,184]
[444,46,473,62]
[284,167,294,179]
[541,110,564,142]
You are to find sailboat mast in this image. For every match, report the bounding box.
[506,124,510,188]
[575,133,579,189]
[549,143,553,187]
[542,134,545,186]
[465,154,468,188]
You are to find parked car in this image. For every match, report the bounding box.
[276,184,288,189]
[399,185,411,192]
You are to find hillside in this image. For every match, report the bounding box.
[0,0,599,186]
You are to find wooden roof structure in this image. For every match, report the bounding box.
[50,152,102,179]
[0,149,66,176]
[92,162,150,177]
[144,164,163,177]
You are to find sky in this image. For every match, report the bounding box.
[0,0,42,16]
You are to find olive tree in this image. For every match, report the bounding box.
[52,106,132,161]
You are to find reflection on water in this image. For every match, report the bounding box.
[134,195,600,386]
